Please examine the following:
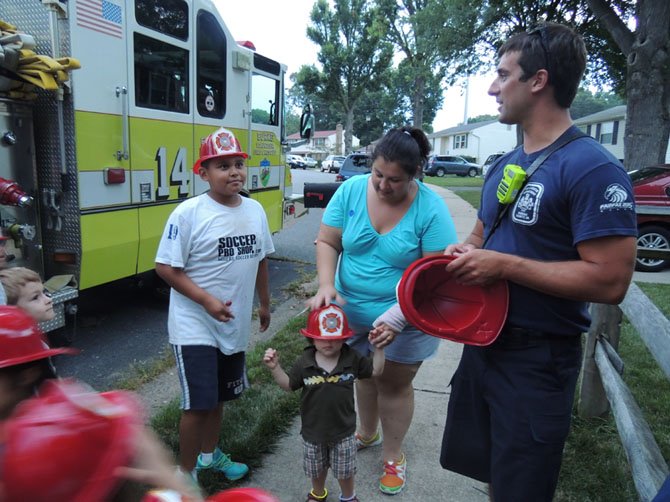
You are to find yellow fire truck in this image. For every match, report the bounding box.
[0,0,292,331]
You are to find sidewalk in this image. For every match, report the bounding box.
[237,185,488,501]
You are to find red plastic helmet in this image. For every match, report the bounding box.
[396,255,509,346]
[207,488,280,502]
[0,305,77,368]
[193,127,248,173]
[2,378,143,502]
[300,304,354,340]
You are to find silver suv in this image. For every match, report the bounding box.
[423,155,480,177]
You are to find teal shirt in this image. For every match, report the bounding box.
[323,174,457,331]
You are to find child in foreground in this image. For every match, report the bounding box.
[263,304,388,502]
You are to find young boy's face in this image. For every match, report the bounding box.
[313,338,344,358]
[199,155,247,204]
[16,282,54,322]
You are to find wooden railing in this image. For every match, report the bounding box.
[579,283,670,501]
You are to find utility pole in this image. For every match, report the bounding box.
[463,75,470,125]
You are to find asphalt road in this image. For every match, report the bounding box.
[54,168,331,391]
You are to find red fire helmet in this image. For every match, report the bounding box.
[207,488,280,502]
[0,305,77,368]
[300,304,354,340]
[2,379,143,502]
[193,127,248,173]
[396,255,509,346]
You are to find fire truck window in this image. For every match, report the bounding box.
[135,0,188,41]
[251,74,279,126]
[197,11,226,119]
[134,33,189,113]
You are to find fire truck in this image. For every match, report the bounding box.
[0,0,295,332]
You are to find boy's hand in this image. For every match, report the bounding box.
[263,348,279,369]
[257,305,271,332]
[202,295,234,322]
[368,323,396,348]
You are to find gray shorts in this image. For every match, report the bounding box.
[302,434,356,480]
[348,326,440,364]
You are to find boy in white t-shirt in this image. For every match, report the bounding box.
[155,127,275,485]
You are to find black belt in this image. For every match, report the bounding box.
[497,326,580,345]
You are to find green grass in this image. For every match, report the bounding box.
[151,313,307,495]
[423,178,482,209]
[114,345,175,391]
[453,190,481,209]
[423,176,484,188]
[556,283,670,501]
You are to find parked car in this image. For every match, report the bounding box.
[481,152,506,177]
[630,164,670,272]
[287,154,306,169]
[423,155,480,177]
[303,156,318,168]
[336,153,371,182]
[321,155,346,173]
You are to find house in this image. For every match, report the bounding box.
[427,120,517,164]
[286,124,360,161]
[573,105,670,163]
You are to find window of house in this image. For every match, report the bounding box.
[599,122,614,144]
[314,138,325,147]
[454,134,467,149]
[134,33,189,113]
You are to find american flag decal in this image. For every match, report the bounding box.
[76,0,123,39]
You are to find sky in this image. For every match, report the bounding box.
[215,0,499,131]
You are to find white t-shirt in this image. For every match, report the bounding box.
[155,194,275,353]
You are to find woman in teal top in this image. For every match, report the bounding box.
[309,127,457,496]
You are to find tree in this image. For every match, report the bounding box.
[585,0,670,170]
[376,0,480,128]
[287,66,342,131]
[569,87,624,120]
[298,0,394,153]
[468,114,499,124]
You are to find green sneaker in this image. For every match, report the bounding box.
[196,448,249,481]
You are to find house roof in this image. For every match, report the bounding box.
[428,120,498,138]
[573,105,626,125]
[287,130,338,140]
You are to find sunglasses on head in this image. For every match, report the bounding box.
[528,24,551,75]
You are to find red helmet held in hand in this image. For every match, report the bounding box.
[396,255,509,346]
[0,305,77,368]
